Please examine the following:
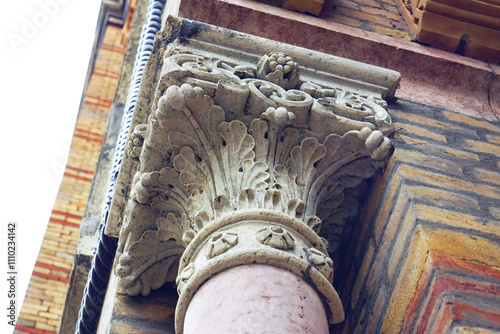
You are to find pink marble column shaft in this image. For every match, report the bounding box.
[184,264,329,334]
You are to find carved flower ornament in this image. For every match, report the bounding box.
[308,247,334,282]
[256,226,295,250]
[205,231,239,258]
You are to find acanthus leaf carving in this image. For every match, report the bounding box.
[115,213,188,296]
[115,45,396,328]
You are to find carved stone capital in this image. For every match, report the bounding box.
[109,16,400,333]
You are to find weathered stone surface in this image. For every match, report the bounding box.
[106,16,399,333]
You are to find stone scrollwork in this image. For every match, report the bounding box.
[113,38,398,332]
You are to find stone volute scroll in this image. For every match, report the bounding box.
[107,16,400,334]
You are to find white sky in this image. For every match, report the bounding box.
[0,0,102,332]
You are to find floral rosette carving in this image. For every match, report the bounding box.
[256,226,295,250]
[308,248,334,283]
[205,232,238,258]
[176,263,195,294]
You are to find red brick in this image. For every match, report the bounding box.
[418,280,500,333]
[405,251,500,332]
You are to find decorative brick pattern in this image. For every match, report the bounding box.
[253,0,412,40]
[334,99,500,333]
[321,0,412,40]
[14,20,132,334]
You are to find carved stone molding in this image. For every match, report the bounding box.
[108,16,400,333]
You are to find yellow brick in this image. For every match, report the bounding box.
[397,134,479,161]
[464,139,500,156]
[442,111,500,132]
[66,216,82,224]
[42,301,63,309]
[35,322,55,331]
[486,134,500,145]
[16,313,46,323]
[415,204,500,235]
[452,327,498,334]
[23,297,42,305]
[366,284,388,330]
[371,26,411,41]
[43,240,59,247]
[392,148,462,175]
[48,318,62,327]
[388,206,416,279]
[39,244,61,253]
[44,290,66,298]
[405,185,480,210]
[38,312,60,320]
[22,291,52,303]
[44,279,67,287]
[474,168,500,186]
[18,307,39,316]
[63,225,80,232]
[351,241,375,308]
[378,189,410,247]
[490,207,500,220]
[51,271,69,279]
[33,266,51,275]
[391,110,473,132]
[362,162,402,249]
[50,307,64,316]
[399,164,500,199]
[53,297,66,304]
[22,303,49,312]
[398,123,447,142]
[382,226,428,334]
[50,213,66,220]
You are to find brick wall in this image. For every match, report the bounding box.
[321,0,412,40]
[334,99,500,333]
[14,23,131,334]
[253,0,412,40]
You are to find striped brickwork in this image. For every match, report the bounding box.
[335,100,500,333]
[14,20,132,334]
[322,0,412,40]
[254,0,413,41]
